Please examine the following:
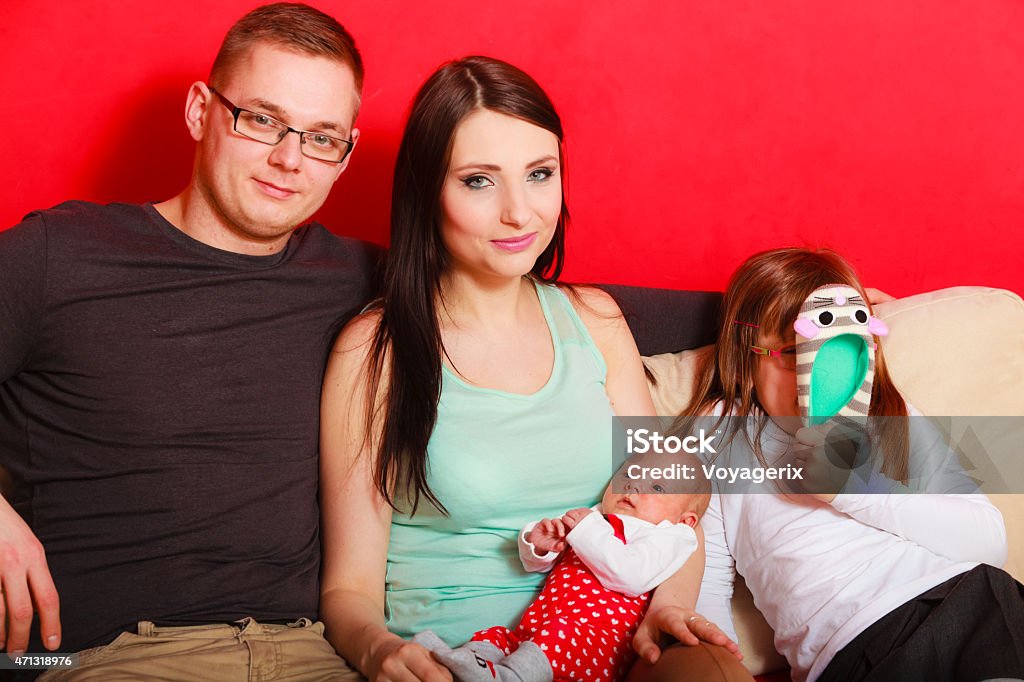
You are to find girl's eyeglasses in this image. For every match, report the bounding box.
[749,344,797,370]
[733,320,797,370]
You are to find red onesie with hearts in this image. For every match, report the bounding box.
[470,510,698,682]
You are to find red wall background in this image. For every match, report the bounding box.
[3,1,1023,296]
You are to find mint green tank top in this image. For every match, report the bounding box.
[384,281,617,644]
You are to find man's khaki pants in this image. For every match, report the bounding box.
[38,618,366,681]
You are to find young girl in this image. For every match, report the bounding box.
[681,247,1023,681]
[317,56,737,682]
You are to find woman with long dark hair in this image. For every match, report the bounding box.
[318,56,744,681]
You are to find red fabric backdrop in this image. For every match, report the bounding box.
[4,0,1023,296]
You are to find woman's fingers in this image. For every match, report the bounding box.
[634,607,745,665]
[377,641,453,682]
[635,606,699,658]
[630,619,663,664]
[408,651,453,682]
[684,615,744,659]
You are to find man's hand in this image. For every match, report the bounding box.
[525,518,568,554]
[0,500,61,654]
[560,507,593,531]
[632,606,741,665]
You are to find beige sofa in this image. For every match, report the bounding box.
[642,286,1024,675]
[2,286,1018,674]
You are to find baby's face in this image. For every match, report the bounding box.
[601,484,699,528]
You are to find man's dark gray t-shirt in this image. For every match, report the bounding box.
[0,201,378,652]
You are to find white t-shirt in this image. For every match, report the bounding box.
[695,406,1007,681]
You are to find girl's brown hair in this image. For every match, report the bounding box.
[678,248,908,482]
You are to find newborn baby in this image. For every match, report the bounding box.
[417,463,710,682]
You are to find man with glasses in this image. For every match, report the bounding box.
[0,4,375,679]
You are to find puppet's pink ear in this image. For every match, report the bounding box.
[868,316,889,337]
[795,317,820,339]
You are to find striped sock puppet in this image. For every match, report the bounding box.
[794,285,889,427]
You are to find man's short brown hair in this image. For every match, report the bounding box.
[210,3,364,91]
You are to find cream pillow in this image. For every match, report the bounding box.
[874,287,1024,582]
[873,286,1024,415]
[643,346,712,417]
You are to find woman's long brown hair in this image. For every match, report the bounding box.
[365,56,569,515]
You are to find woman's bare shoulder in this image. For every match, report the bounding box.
[565,284,623,320]
[562,284,628,345]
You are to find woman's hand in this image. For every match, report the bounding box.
[366,634,453,682]
[632,606,741,664]
[526,518,568,554]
